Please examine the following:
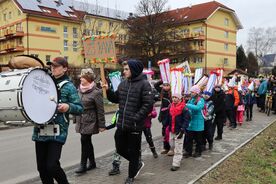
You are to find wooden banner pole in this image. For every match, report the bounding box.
[100,62,107,98]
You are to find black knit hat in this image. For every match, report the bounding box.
[127,59,144,79]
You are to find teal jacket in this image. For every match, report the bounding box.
[257,80,268,95]
[32,75,83,144]
[186,97,205,131]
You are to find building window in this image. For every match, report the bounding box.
[98,21,103,28]
[224,58,229,66]
[73,41,78,52]
[109,22,114,28]
[18,10,21,16]
[73,27,78,38]
[63,26,68,38]
[224,31,229,38]
[4,13,6,21]
[224,43,229,51]
[64,40,68,51]
[224,18,229,26]
[46,55,51,62]
[9,12,12,19]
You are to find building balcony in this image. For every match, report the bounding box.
[0,27,24,41]
[0,45,24,55]
[183,32,205,40]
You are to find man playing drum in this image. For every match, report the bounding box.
[32,57,83,184]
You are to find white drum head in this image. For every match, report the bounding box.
[21,69,58,124]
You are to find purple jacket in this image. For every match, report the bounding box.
[144,106,157,128]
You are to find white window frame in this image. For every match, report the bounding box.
[224,43,229,51]
[224,31,229,38]
[64,40,68,51]
[224,58,229,66]
[63,26,68,38]
[73,41,78,52]
[73,27,78,38]
[224,18,229,26]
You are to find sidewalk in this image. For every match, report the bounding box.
[31,109,276,184]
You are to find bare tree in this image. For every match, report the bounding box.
[247,27,276,59]
[125,0,192,67]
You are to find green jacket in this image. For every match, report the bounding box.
[32,75,83,144]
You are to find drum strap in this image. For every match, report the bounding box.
[57,80,70,123]
[57,80,70,90]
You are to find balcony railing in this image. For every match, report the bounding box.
[0,26,24,41]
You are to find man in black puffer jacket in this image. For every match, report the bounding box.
[104,59,154,184]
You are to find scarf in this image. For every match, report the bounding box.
[169,100,185,133]
[80,82,95,93]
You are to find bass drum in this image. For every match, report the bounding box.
[0,68,58,124]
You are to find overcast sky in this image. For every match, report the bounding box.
[92,0,276,50]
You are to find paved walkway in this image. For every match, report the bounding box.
[30,109,276,184]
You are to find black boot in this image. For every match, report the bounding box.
[108,164,120,176]
[75,160,87,174]
[87,160,96,171]
[150,147,158,158]
[215,135,222,140]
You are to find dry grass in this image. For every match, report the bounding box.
[197,122,276,184]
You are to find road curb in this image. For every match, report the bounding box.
[188,119,276,184]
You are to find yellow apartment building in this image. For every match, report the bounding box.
[164,1,243,74]
[0,0,128,69]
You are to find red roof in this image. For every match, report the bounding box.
[165,1,235,24]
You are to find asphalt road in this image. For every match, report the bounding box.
[0,109,162,184]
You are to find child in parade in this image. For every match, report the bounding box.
[165,94,190,171]
[154,81,172,154]
[245,88,256,121]
[202,91,215,151]
[236,90,245,126]
[183,85,205,158]
[143,106,158,158]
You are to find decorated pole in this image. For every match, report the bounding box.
[171,68,184,97]
[205,71,219,93]
[82,34,117,98]
[158,58,171,84]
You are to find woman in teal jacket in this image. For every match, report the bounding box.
[183,85,205,158]
[32,57,83,184]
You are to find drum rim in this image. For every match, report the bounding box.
[21,68,59,124]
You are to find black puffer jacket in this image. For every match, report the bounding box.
[211,89,226,118]
[107,74,154,131]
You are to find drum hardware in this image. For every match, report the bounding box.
[49,96,58,104]
[0,88,22,92]
[5,120,29,126]
[37,124,60,136]
[0,107,23,110]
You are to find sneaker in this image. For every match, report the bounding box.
[192,152,201,158]
[183,152,192,158]
[134,161,144,179]
[215,136,222,140]
[170,166,179,171]
[167,150,174,156]
[160,149,169,154]
[125,177,134,184]
[152,151,158,158]
[108,167,120,176]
